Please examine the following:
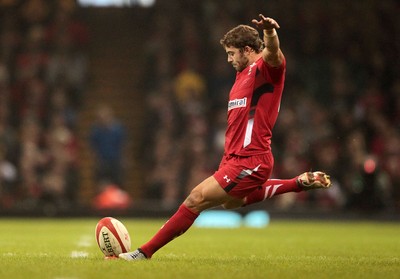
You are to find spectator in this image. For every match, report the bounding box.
[89,104,127,188]
[0,142,18,209]
[43,113,79,207]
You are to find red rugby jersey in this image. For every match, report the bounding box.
[224,56,286,156]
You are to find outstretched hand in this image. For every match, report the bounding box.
[252,14,280,30]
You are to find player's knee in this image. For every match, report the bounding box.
[184,190,204,211]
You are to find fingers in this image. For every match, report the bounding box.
[253,14,280,29]
[262,16,280,29]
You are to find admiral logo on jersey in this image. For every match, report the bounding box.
[228,97,247,111]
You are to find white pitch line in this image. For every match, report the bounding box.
[70,234,92,258]
[76,235,93,248]
[70,251,89,258]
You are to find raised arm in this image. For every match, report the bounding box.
[252,14,284,67]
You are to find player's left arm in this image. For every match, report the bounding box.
[252,14,284,68]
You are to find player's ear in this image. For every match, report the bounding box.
[243,46,253,54]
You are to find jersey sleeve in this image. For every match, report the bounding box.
[260,56,286,85]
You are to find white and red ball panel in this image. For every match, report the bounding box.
[95,217,131,257]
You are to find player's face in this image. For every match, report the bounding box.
[225,47,249,72]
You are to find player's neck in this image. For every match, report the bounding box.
[248,53,262,66]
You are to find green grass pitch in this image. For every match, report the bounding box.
[0,217,399,279]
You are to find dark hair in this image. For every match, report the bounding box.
[220,25,263,53]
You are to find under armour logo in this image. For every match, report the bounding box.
[223,175,231,183]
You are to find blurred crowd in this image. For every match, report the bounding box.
[139,0,400,214]
[0,0,88,211]
[1,0,399,215]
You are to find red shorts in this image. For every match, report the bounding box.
[213,153,274,199]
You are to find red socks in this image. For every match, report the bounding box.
[244,177,301,206]
[139,179,301,257]
[140,204,199,258]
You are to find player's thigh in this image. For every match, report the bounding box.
[214,153,273,198]
[184,176,233,212]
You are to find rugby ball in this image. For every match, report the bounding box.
[95,217,131,257]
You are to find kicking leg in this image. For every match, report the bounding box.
[244,171,331,207]
[222,176,301,209]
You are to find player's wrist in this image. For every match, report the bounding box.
[263,28,277,38]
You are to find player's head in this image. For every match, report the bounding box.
[220,25,263,52]
[220,25,263,72]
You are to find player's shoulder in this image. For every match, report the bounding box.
[260,55,286,78]
[260,53,285,69]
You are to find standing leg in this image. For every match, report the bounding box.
[119,176,233,260]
